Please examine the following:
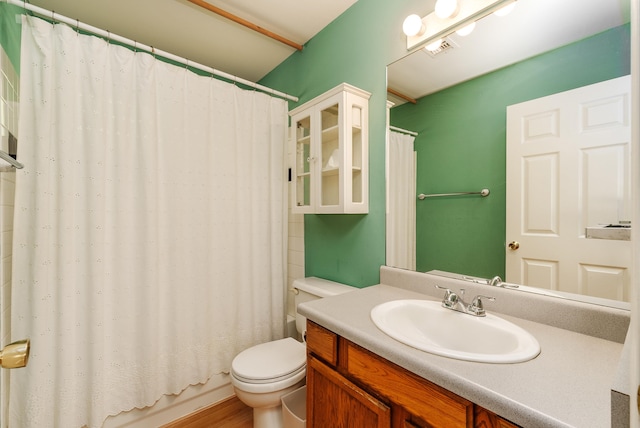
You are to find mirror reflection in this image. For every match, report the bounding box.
[386,0,632,303]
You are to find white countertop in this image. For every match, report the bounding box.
[299,283,625,428]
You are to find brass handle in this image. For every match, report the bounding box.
[0,339,30,369]
[508,241,520,250]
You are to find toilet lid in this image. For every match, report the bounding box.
[231,337,306,384]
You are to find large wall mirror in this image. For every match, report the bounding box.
[386,0,632,305]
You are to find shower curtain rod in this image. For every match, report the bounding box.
[6,0,299,103]
[390,125,418,136]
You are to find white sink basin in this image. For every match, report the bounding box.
[370,299,540,363]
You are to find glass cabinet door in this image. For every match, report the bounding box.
[351,104,364,204]
[294,115,311,209]
[319,104,340,208]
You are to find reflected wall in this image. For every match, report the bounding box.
[389,24,631,278]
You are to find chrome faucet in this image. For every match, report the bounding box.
[489,275,503,287]
[434,285,495,317]
[487,275,519,289]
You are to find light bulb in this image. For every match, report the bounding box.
[455,21,476,37]
[425,39,443,52]
[403,14,425,37]
[434,0,459,19]
[494,2,516,17]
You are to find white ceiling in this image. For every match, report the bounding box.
[388,0,631,105]
[27,0,358,83]
[22,0,631,103]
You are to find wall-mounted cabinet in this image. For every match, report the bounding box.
[289,83,370,214]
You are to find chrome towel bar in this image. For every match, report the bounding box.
[418,188,489,200]
[0,150,23,169]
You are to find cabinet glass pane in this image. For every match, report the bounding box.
[352,106,363,203]
[320,104,340,206]
[295,117,311,208]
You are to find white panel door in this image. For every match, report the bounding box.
[506,76,632,301]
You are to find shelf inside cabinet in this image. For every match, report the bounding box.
[322,125,339,141]
[297,135,311,145]
[322,167,339,176]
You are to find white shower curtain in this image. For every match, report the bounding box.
[386,131,416,270]
[11,16,288,428]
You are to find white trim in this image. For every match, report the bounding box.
[289,83,370,116]
[631,0,640,424]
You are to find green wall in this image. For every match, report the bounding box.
[260,0,422,287]
[390,25,630,278]
[0,3,22,71]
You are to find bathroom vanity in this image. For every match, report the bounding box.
[306,320,518,427]
[298,267,630,428]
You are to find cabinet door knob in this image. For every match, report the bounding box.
[508,241,520,250]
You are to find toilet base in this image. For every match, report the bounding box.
[253,405,283,428]
[233,378,305,428]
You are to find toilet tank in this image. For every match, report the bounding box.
[293,277,354,337]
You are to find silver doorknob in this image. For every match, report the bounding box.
[508,241,520,250]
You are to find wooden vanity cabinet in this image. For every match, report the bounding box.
[305,321,520,428]
[307,356,391,427]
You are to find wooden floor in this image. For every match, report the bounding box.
[161,396,253,428]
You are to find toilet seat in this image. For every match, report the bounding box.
[231,337,306,384]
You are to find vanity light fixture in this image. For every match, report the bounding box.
[403,0,516,51]
[434,0,459,19]
[402,14,426,37]
[425,39,444,52]
[455,21,476,37]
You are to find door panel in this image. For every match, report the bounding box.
[506,76,631,300]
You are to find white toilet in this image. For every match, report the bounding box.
[230,277,353,428]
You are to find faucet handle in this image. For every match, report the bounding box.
[468,295,496,317]
[434,284,450,293]
[435,285,459,307]
[434,284,454,298]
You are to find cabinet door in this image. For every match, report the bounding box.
[344,340,473,428]
[474,405,522,428]
[318,102,341,210]
[307,355,391,428]
[347,92,367,210]
[292,114,312,212]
